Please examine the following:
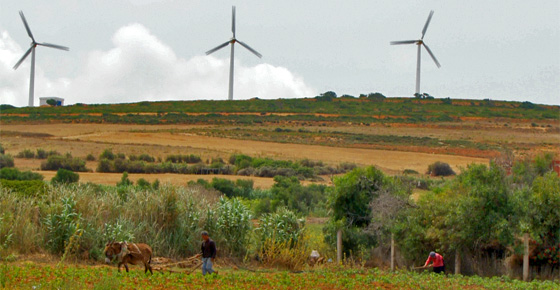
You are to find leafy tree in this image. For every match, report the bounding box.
[325,166,388,255]
[46,99,57,106]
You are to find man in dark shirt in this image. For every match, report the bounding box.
[195,231,217,275]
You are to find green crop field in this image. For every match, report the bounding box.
[1,263,558,290]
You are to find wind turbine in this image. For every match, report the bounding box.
[13,11,69,107]
[391,10,440,97]
[205,6,262,101]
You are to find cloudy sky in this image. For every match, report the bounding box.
[0,0,558,106]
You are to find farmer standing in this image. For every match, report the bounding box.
[423,251,445,273]
[195,231,217,275]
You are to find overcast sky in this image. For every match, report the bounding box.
[1,0,558,106]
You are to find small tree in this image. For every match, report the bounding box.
[46,99,57,106]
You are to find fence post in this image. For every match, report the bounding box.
[337,229,342,264]
[390,233,395,271]
[523,233,529,281]
[454,250,461,275]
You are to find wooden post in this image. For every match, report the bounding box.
[523,233,529,281]
[390,233,395,271]
[454,250,461,275]
[337,229,342,264]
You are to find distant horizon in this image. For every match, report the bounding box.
[2,93,558,108]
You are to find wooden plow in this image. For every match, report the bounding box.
[151,256,202,274]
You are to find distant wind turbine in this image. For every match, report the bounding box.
[205,6,262,101]
[391,10,440,97]
[13,11,69,107]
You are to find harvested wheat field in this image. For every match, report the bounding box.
[66,130,488,173]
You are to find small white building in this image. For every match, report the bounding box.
[39,97,64,107]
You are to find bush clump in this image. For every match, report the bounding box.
[166,154,202,164]
[51,169,79,184]
[40,154,88,172]
[0,167,43,181]
[16,149,35,159]
[426,161,456,176]
[0,154,14,169]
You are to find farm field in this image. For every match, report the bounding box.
[1,262,558,290]
[4,121,552,176]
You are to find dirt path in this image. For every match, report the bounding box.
[67,131,488,173]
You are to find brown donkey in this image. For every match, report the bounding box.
[104,241,153,274]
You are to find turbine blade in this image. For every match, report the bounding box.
[19,11,35,42]
[390,40,417,45]
[423,43,441,68]
[38,42,70,51]
[237,40,262,58]
[205,41,231,55]
[13,46,33,70]
[232,6,236,37]
[421,10,434,40]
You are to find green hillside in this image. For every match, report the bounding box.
[1,96,558,125]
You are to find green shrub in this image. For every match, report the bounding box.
[117,172,132,187]
[97,159,113,173]
[0,155,14,169]
[51,169,79,184]
[129,154,155,163]
[165,154,201,164]
[40,155,88,172]
[403,169,419,175]
[0,144,4,155]
[36,149,59,159]
[99,149,116,160]
[136,178,151,188]
[211,178,236,197]
[16,149,35,159]
[0,167,43,181]
[426,161,455,176]
[0,179,47,196]
[85,154,96,161]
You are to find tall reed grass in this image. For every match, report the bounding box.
[0,183,258,260]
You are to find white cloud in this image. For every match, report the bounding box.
[0,24,316,106]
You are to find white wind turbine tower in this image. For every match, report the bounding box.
[391,10,441,96]
[205,6,262,101]
[13,11,69,107]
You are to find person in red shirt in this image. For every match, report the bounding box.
[423,251,445,273]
